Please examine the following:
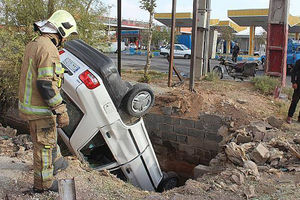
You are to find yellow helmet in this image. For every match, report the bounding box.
[48,10,77,38]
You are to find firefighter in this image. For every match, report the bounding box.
[18,10,77,192]
[287,59,300,124]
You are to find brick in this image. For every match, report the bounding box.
[198,114,223,132]
[187,136,204,147]
[177,135,187,144]
[194,164,212,178]
[174,125,188,135]
[195,120,205,130]
[171,117,181,125]
[250,143,270,165]
[205,131,223,142]
[180,119,195,128]
[188,128,205,139]
[161,115,173,124]
[167,133,177,142]
[159,123,173,133]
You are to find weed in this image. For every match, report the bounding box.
[203,72,220,82]
[252,76,280,95]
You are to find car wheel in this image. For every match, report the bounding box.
[157,171,179,192]
[212,66,223,79]
[124,83,154,118]
[184,54,190,59]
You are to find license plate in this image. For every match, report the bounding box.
[62,58,80,73]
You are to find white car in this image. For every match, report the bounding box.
[58,40,178,191]
[160,44,191,59]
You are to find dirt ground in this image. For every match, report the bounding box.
[2,70,300,199]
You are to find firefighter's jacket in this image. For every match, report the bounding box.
[19,34,64,120]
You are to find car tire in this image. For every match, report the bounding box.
[184,54,191,59]
[212,66,223,79]
[157,171,179,192]
[123,83,154,118]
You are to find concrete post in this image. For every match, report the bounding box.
[194,0,211,80]
[208,29,218,60]
[249,26,255,56]
[226,40,231,55]
[296,33,299,40]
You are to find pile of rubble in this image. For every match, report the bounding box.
[0,123,32,159]
[193,116,300,198]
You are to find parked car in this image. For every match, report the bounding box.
[58,40,178,192]
[160,44,191,59]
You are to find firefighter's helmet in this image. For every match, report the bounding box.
[48,10,78,38]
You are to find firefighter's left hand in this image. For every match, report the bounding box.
[57,111,69,128]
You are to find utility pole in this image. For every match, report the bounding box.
[168,0,177,87]
[117,0,122,76]
[190,0,211,90]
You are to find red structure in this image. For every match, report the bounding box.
[265,0,290,87]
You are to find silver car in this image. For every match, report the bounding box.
[58,40,178,191]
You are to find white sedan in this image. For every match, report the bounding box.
[160,44,191,59]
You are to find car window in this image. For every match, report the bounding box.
[61,91,84,138]
[80,131,117,168]
[181,45,189,50]
[175,46,183,50]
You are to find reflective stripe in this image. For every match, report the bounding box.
[41,148,53,181]
[24,59,33,105]
[55,63,64,74]
[34,169,53,181]
[47,93,63,107]
[38,67,53,78]
[19,101,52,115]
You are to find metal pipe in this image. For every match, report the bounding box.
[168,0,177,87]
[203,0,211,75]
[58,178,76,200]
[117,0,122,76]
[189,0,199,91]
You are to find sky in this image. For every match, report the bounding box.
[101,0,299,23]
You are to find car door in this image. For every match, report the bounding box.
[174,45,184,58]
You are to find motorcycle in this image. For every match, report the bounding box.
[213,57,258,81]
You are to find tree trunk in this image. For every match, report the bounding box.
[144,11,154,81]
[47,0,55,18]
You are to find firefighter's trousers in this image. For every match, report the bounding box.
[28,115,62,190]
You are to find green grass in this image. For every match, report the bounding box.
[252,76,280,95]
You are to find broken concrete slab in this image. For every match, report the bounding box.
[250,143,270,165]
[225,142,248,166]
[194,164,212,178]
[267,116,283,129]
[243,160,259,177]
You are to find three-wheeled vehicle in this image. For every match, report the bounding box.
[58,40,178,192]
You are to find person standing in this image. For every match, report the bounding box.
[18,10,77,192]
[287,59,300,124]
[232,43,240,63]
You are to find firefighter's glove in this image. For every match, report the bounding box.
[52,104,69,128]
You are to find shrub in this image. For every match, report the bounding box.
[252,76,280,95]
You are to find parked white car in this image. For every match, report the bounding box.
[160,44,191,59]
[58,40,178,192]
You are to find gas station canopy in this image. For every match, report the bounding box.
[228,9,300,32]
[154,12,246,33]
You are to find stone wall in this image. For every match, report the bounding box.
[144,113,226,180]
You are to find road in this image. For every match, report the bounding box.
[105,53,291,85]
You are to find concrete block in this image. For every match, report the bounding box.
[149,136,163,145]
[178,144,195,155]
[172,117,181,125]
[174,125,188,135]
[198,114,223,132]
[194,164,211,178]
[159,124,173,133]
[187,136,204,147]
[202,139,219,151]
[161,115,173,124]
[250,143,270,165]
[205,132,223,142]
[180,119,195,128]
[167,133,177,142]
[177,135,187,144]
[188,128,205,139]
[195,120,205,130]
